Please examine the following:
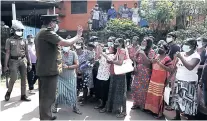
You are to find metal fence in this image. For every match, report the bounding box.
[23,26,40,38]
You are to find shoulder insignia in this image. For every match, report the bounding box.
[46,27,52,31]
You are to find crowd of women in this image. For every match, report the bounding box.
[52,32,207,120]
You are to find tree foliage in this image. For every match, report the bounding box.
[173,22,207,44]
[140,0,176,30]
[89,19,150,43]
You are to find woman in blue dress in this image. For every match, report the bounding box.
[53,47,82,114]
[76,43,95,105]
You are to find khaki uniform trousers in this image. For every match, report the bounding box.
[8,58,27,95]
[38,75,57,120]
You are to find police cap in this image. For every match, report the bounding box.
[41,14,60,23]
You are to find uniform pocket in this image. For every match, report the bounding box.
[9,60,17,71]
[10,43,17,52]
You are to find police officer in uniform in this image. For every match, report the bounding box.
[4,20,32,101]
[35,14,83,120]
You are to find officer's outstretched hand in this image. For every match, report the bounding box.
[76,26,83,38]
[4,66,9,72]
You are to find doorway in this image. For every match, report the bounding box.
[97,0,112,12]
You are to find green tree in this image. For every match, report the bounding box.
[172,0,207,29]
[141,0,176,31]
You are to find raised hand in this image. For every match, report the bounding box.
[77,25,83,38]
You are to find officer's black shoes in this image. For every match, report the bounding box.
[50,116,57,120]
[20,95,31,101]
[5,91,11,101]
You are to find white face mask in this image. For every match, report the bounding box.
[107,42,113,47]
[94,42,98,46]
[182,45,191,52]
[197,41,203,49]
[111,6,114,9]
[75,45,82,49]
[15,31,23,36]
[54,24,59,33]
[166,37,173,43]
[62,47,70,52]
[140,46,146,50]
[29,38,34,43]
[95,7,98,9]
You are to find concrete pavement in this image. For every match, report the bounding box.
[0,86,174,121]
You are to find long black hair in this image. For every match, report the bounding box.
[185,38,197,50]
[144,37,153,56]
[119,38,125,49]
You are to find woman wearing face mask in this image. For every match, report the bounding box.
[79,43,95,105]
[171,38,200,120]
[131,37,155,110]
[145,44,172,118]
[107,37,116,54]
[75,43,86,98]
[127,36,140,91]
[53,47,82,114]
[101,38,128,118]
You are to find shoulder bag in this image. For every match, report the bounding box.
[114,48,134,75]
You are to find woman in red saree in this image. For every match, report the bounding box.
[145,44,172,118]
[131,37,155,110]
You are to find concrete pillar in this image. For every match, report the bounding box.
[47,9,50,15]
[53,6,56,14]
[12,3,16,20]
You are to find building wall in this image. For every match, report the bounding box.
[57,0,137,31]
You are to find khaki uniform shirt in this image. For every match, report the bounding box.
[35,28,62,76]
[5,37,27,57]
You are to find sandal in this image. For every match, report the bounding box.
[99,108,106,113]
[73,108,82,115]
[94,105,103,109]
[131,105,139,110]
[180,113,188,120]
[153,114,163,119]
[165,106,173,111]
[116,112,127,118]
[79,101,86,106]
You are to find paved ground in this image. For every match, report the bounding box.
[0,83,175,121]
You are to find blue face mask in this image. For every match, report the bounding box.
[107,42,113,47]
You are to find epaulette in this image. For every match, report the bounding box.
[9,36,15,39]
[46,27,52,31]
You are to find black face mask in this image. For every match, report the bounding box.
[158,49,165,55]
[114,44,119,49]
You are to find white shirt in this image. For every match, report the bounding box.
[96,54,113,81]
[92,10,100,20]
[176,52,200,82]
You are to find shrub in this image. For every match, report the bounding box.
[173,22,207,44]
[89,19,150,43]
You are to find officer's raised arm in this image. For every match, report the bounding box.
[58,26,83,46]
[44,25,83,46]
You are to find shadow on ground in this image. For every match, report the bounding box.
[1,95,23,111]
[20,106,39,120]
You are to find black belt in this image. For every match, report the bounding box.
[10,56,25,60]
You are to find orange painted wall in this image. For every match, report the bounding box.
[58,1,97,31]
[58,1,138,31]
